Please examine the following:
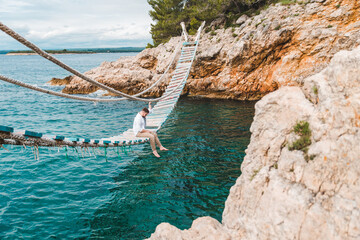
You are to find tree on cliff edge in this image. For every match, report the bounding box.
[148,0,269,46]
[148,0,185,47]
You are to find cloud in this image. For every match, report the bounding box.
[0,0,33,13]
[0,0,154,49]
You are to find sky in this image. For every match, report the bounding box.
[0,0,153,50]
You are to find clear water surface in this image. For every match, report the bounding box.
[0,53,255,239]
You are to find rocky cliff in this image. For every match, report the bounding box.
[50,1,360,239]
[147,40,360,240]
[51,0,360,101]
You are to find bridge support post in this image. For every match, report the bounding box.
[180,22,189,42]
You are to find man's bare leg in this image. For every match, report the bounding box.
[150,131,168,151]
[148,134,161,157]
[137,131,161,157]
[152,150,160,157]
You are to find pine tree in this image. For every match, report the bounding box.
[148,0,185,46]
[148,0,268,46]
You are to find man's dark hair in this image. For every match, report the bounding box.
[142,107,149,113]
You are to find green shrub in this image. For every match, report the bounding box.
[312,86,318,95]
[273,162,278,169]
[254,9,261,15]
[146,43,154,49]
[288,121,314,161]
[232,33,238,37]
[250,168,260,181]
[147,0,298,46]
[278,0,297,5]
[289,135,311,151]
[210,30,217,36]
[293,121,311,137]
[274,25,281,30]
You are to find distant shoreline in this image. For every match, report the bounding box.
[6,52,96,55]
[2,47,145,56]
[5,52,141,56]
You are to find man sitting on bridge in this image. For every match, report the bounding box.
[133,102,168,157]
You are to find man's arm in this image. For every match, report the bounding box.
[149,102,153,113]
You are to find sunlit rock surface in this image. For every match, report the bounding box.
[53,0,360,101]
[148,45,360,240]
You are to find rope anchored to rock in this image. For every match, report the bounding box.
[0,21,186,102]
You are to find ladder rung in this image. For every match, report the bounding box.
[157,99,177,106]
[180,53,194,57]
[173,73,187,78]
[180,55,193,60]
[171,76,186,82]
[0,125,14,133]
[179,59,192,63]
[175,65,190,69]
[24,130,43,138]
[153,105,174,111]
[169,79,185,85]
[173,70,188,75]
[181,52,194,56]
[179,57,193,62]
[183,41,197,45]
[153,106,174,111]
[182,46,196,49]
[176,64,192,68]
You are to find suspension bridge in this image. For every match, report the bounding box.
[0,21,205,152]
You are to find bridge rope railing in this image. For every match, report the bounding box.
[0,21,206,152]
[0,21,185,102]
[0,34,186,102]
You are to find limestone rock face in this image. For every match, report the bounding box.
[56,37,180,97]
[147,46,360,239]
[235,15,249,25]
[48,76,72,86]
[55,0,360,100]
[149,217,231,240]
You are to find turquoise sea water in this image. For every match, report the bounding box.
[0,53,255,239]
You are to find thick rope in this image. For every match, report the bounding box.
[0,21,185,102]
[0,66,188,102]
[134,32,184,97]
[0,132,143,148]
[0,74,130,102]
[0,23,205,148]
[0,33,186,102]
[0,40,201,146]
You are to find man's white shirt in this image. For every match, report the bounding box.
[133,109,152,135]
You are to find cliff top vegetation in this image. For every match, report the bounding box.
[147,0,297,47]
